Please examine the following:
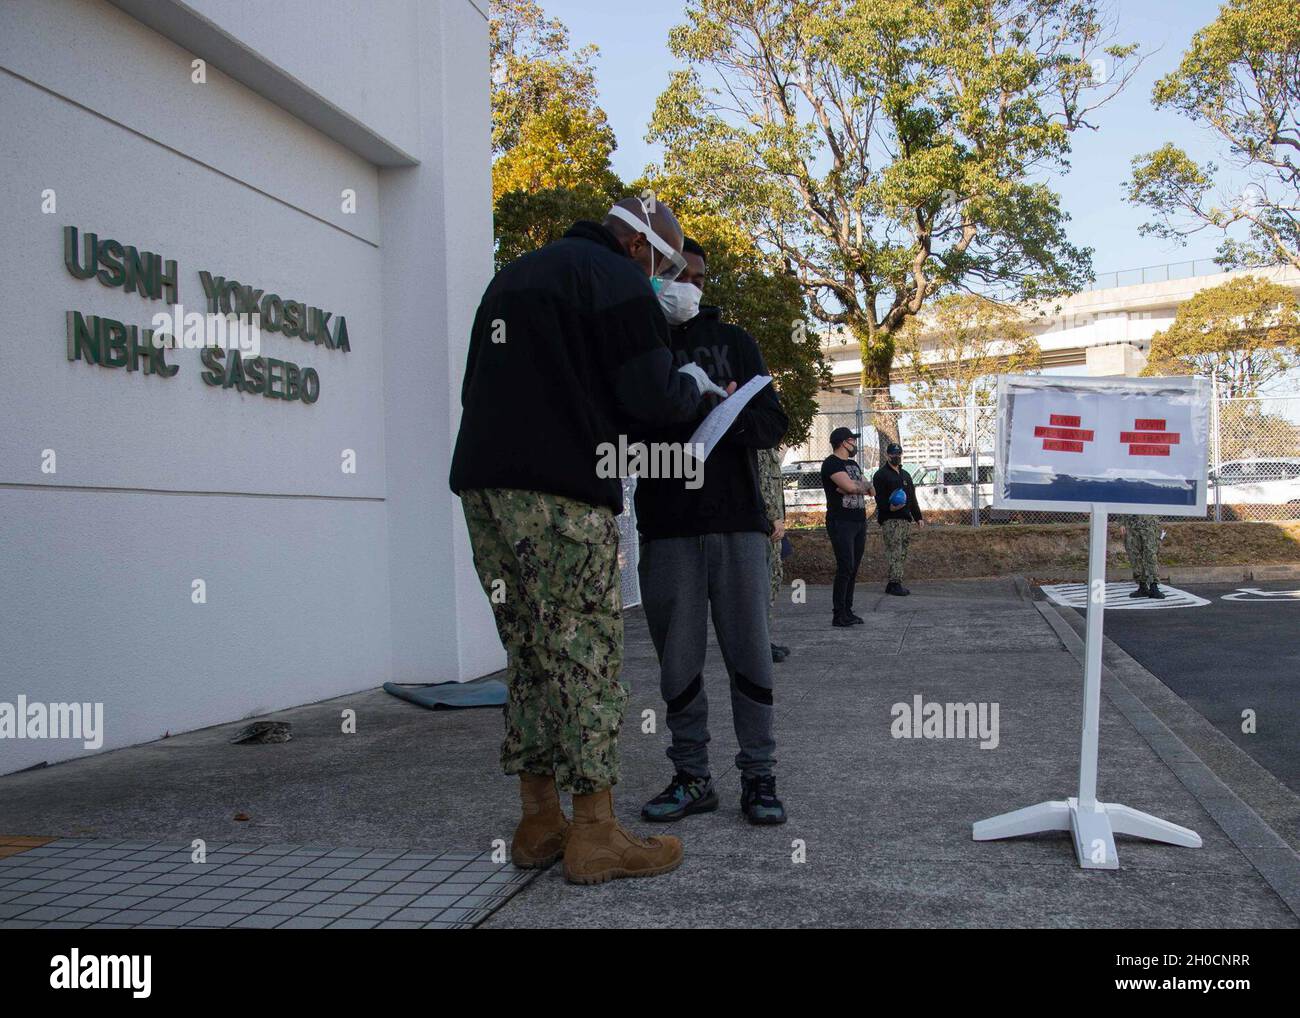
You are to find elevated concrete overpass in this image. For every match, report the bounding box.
[818,262,1300,397]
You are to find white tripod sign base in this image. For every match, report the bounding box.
[972,798,1202,870]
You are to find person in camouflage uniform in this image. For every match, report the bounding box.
[460,489,626,791]
[758,447,790,662]
[871,442,924,596]
[881,519,910,584]
[1119,514,1164,599]
[450,197,713,885]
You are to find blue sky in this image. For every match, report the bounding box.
[540,0,1235,277]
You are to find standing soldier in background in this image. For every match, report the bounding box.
[872,442,924,596]
[450,196,721,886]
[1120,515,1165,599]
[759,447,790,663]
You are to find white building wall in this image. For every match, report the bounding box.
[0,0,501,774]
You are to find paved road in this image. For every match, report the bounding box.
[1099,581,1300,794]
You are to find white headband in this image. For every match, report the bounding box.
[606,205,684,267]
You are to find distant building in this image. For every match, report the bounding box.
[816,262,1300,398]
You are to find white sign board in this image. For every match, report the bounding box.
[994,375,1210,516]
[976,375,1208,868]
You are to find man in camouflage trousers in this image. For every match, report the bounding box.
[450,197,717,885]
[758,447,790,662]
[1119,514,1165,599]
[459,490,625,791]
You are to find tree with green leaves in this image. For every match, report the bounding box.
[648,0,1139,442]
[490,0,623,267]
[1141,275,1300,396]
[1126,0,1300,271]
[897,294,1041,407]
[895,294,1040,453]
[488,0,828,443]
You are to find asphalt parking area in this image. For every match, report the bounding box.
[1096,582,1300,794]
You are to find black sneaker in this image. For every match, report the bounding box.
[740,774,787,825]
[1129,584,1150,598]
[770,643,788,663]
[886,582,910,596]
[1147,583,1166,600]
[641,771,719,822]
[847,611,865,624]
[832,613,854,627]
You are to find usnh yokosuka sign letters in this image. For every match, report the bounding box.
[61,225,353,405]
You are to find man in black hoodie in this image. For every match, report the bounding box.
[635,237,791,826]
[451,198,723,885]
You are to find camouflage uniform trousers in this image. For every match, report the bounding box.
[766,536,783,631]
[757,447,786,634]
[1120,514,1161,586]
[460,488,626,795]
[882,518,912,584]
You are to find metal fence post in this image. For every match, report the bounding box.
[1211,374,1222,523]
[969,391,980,527]
[855,388,865,476]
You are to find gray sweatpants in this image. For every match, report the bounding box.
[638,531,776,779]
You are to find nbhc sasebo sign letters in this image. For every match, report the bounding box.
[61,225,353,404]
[974,375,1210,871]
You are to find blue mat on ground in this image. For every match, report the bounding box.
[383,676,507,710]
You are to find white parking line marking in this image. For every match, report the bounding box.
[1221,588,1300,602]
[1040,582,1210,609]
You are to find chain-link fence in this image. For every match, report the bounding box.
[781,392,1300,527]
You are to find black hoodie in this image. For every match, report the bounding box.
[449,221,705,513]
[633,305,788,539]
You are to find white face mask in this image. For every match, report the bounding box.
[658,281,702,325]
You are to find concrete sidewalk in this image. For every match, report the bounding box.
[2,579,1297,928]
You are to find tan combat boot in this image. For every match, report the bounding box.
[511,772,569,869]
[563,788,683,885]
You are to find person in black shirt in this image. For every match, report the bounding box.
[871,442,925,596]
[636,237,790,827]
[820,427,874,627]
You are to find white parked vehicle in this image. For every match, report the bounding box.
[1211,458,1300,506]
[912,456,995,513]
[782,460,828,512]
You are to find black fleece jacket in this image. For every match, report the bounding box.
[449,221,705,513]
[872,463,924,524]
[633,305,788,539]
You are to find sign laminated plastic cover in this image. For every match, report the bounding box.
[994,375,1211,516]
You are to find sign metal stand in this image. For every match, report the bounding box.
[972,504,1202,869]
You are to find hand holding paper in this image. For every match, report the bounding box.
[684,375,773,462]
[677,362,730,399]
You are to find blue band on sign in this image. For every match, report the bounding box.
[1006,477,1199,506]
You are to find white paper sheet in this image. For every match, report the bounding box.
[683,375,773,462]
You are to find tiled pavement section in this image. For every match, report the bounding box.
[0,839,534,929]
[0,836,54,860]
